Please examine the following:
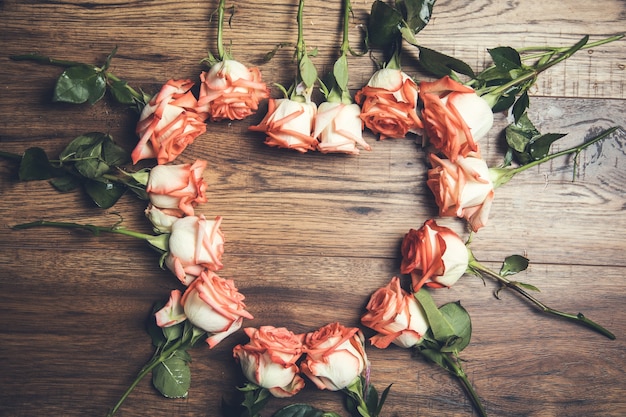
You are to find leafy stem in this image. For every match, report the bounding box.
[106,337,186,417]
[216,0,227,60]
[489,126,621,188]
[516,34,624,61]
[467,255,615,340]
[440,352,487,417]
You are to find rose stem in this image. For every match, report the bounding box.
[216,0,226,60]
[490,126,622,188]
[467,259,615,340]
[11,220,167,251]
[106,338,185,417]
[440,352,488,417]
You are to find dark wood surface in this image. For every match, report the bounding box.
[1,0,625,416]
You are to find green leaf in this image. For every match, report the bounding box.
[397,0,436,36]
[438,302,471,353]
[108,78,137,105]
[517,282,541,292]
[332,55,349,92]
[101,136,130,167]
[414,290,456,343]
[499,254,530,277]
[49,175,81,192]
[53,65,106,104]
[528,133,568,160]
[18,147,55,180]
[299,54,318,89]
[83,179,126,208]
[152,353,191,398]
[512,91,529,123]
[418,348,447,369]
[488,46,522,72]
[418,46,476,78]
[367,0,403,48]
[273,404,331,417]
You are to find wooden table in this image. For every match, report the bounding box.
[1,0,625,416]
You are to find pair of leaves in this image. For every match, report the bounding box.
[504,113,567,166]
[498,254,540,295]
[221,383,272,417]
[12,48,148,110]
[415,290,471,356]
[367,0,435,48]
[15,132,143,208]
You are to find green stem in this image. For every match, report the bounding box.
[9,53,85,67]
[340,0,352,57]
[216,0,226,60]
[106,339,185,417]
[0,150,23,162]
[516,34,624,58]
[11,220,168,251]
[295,0,306,64]
[489,126,621,188]
[467,258,615,340]
[441,353,488,417]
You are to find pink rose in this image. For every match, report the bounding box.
[233,326,306,398]
[419,76,493,162]
[300,322,368,391]
[354,68,423,139]
[400,219,470,292]
[197,59,270,122]
[427,153,495,232]
[313,102,370,154]
[165,215,224,285]
[155,271,254,348]
[132,79,206,165]
[361,276,430,348]
[249,98,318,153]
[146,160,208,217]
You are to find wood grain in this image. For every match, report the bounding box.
[0,0,625,416]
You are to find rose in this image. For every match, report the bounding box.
[313,102,370,154]
[400,219,470,292]
[427,153,495,232]
[249,98,318,153]
[233,326,306,398]
[165,215,225,285]
[354,68,422,140]
[300,322,368,391]
[361,276,430,348]
[146,160,208,217]
[419,76,493,162]
[131,79,207,165]
[155,270,254,348]
[197,59,270,122]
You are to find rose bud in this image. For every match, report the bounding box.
[233,326,306,398]
[249,98,318,153]
[300,322,368,391]
[400,219,470,292]
[419,76,493,162]
[361,276,430,348]
[313,102,370,154]
[197,59,270,122]
[354,68,423,140]
[144,204,182,234]
[146,160,208,217]
[182,270,254,348]
[132,79,207,165]
[155,289,186,328]
[426,153,495,232]
[165,215,225,285]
